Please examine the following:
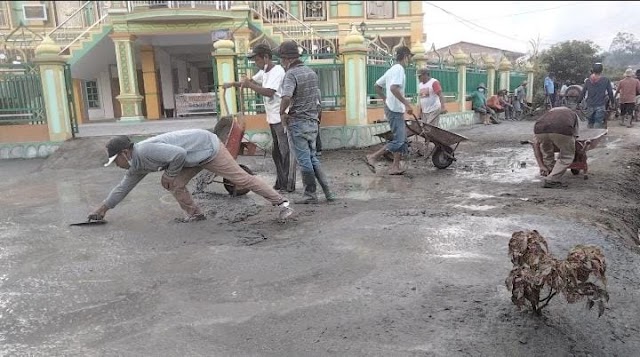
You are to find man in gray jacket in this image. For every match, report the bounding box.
[88,129,293,222]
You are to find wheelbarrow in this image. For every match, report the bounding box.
[194,85,255,196]
[374,114,469,169]
[521,128,607,179]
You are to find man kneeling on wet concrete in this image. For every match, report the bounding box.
[88,129,293,222]
[533,107,579,188]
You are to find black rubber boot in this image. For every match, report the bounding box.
[294,171,318,204]
[314,166,336,202]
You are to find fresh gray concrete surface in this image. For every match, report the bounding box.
[1,121,640,356]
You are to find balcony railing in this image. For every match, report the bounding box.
[127,1,232,11]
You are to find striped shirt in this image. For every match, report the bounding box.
[281,62,320,122]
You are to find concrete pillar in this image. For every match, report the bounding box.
[33,36,73,142]
[525,62,535,104]
[498,57,512,93]
[176,60,188,94]
[155,48,175,116]
[484,55,496,96]
[213,39,238,116]
[453,48,469,112]
[140,44,161,120]
[72,79,88,124]
[189,66,201,92]
[341,27,368,126]
[111,33,144,122]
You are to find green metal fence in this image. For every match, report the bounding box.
[366,52,393,107]
[510,72,528,92]
[235,56,264,115]
[466,67,488,94]
[64,64,78,135]
[308,53,344,110]
[0,63,46,125]
[428,65,459,101]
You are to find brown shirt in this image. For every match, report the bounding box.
[617,77,640,104]
[534,107,579,137]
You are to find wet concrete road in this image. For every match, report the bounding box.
[1,121,640,356]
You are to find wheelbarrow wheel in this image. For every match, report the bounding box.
[432,145,455,169]
[570,169,581,175]
[223,164,254,196]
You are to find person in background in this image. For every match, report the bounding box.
[224,44,295,193]
[544,72,556,108]
[278,41,335,203]
[616,68,640,128]
[559,80,570,106]
[467,83,492,125]
[578,63,615,129]
[88,129,293,223]
[513,81,528,119]
[532,107,579,189]
[416,68,447,126]
[364,46,415,175]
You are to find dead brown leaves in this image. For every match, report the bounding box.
[505,230,609,316]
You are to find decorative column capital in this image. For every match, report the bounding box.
[498,57,512,71]
[342,26,367,54]
[483,54,496,70]
[525,62,534,72]
[453,48,469,66]
[213,39,235,56]
[33,36,65,64]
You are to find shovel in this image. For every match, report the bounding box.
[69,218,107,226]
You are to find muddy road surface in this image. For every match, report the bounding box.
[1,121,640,356]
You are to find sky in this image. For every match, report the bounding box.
[422,1,640,55]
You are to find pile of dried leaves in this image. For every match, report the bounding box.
[505,230,609,316]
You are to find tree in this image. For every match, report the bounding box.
[602,32,640,77]
[539,40,602,85]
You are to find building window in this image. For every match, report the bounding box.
[366,1,394,19]
[303,1,326,21]
[85,80,101,109]
[0,2,11,28]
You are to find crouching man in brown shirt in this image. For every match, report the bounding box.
[533,107,579,188]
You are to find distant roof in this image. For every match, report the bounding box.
[431,41,526,57]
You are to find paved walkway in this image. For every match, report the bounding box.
[76,117,217,137]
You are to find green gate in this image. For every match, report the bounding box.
[64,64,78,136]
[0,63,46,125]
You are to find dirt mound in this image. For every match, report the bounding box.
[40,137,112,170]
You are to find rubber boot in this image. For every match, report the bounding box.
[314,166,336,202]
[294,171,318,204]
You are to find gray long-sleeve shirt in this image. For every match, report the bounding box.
[579,75,614,108]
[104,129,220,209]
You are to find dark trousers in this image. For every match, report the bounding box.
[270,123,296,192]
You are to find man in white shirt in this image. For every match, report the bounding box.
[364,46,415,175]
[417,68,447,126]
[224,44,295,192]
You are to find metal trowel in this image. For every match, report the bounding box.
[69,218,107,226]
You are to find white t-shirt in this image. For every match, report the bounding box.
[418,78,442,114]
[252,64,286,124]
[375,64,406,113]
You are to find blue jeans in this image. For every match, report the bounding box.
[385,106,407,154]
[586,106,606,128]
[289,119,319,174]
